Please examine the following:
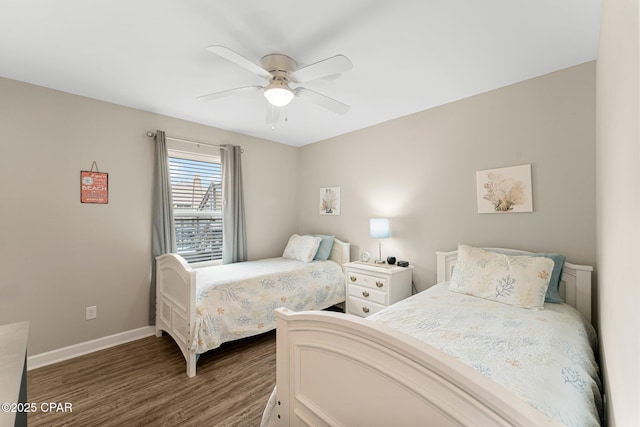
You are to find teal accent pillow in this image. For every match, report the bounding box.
[486,248,565,304]
[313,235,335,261]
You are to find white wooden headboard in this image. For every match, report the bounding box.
[435,249,594,323]
[329,238,350,265]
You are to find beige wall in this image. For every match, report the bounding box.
[596,0,640,425]
[299,63,596,293]
[0,77,299,355]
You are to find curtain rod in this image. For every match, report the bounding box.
[146,131,244,153]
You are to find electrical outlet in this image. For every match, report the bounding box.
[86,305,97,320]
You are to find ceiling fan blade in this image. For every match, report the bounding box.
[294,87,350,115]
[207,46,272,80]
[265,105,280,124]
[197,85,262,102]
[290,55,353,83]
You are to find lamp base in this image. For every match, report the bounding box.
[375,240,387,265]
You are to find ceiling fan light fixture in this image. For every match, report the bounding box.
[264,85,294,107]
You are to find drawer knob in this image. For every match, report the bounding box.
[362,306,370,314]
[376,281,384,288]
[362,290,370,298]
[350,275,357,282]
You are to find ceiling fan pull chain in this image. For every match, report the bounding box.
[270,104,277,131]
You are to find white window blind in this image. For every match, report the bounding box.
[168,152,222,264]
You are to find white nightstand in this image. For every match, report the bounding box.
[343,261,414,318]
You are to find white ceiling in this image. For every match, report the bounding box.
[0,0,601,147]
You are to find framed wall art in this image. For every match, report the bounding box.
[476,164,532,213]
[81,161,109,204]
[319,187,340,215]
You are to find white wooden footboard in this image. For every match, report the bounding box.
[273,308,561,426]
[155,253,198,377]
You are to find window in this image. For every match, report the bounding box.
[168,150,222,264]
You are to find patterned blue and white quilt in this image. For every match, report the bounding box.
[369,283,603,427]
[191,258,344,353]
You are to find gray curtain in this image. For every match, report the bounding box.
[150,130,176,324]
[221,144,247,264]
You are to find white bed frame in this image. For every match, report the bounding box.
[155,238,351,378]
[272,249,593,426]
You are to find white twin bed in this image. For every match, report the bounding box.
[263,246,602,427]
[155,236,350,377]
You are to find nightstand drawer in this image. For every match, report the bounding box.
[347,296,386,317]
[348,283,386,305]
[346,272,388,291]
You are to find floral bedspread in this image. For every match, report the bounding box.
[191,258,344,353]
[369,283,603,427]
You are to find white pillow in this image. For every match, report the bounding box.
[282,234,322,263]
[449,244,554,309]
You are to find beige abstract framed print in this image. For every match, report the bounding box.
[476,164,532,213]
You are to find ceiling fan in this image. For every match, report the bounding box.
[197,46,353,122]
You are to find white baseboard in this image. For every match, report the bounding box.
[27,325,156,371]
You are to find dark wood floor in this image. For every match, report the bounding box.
[27,331,276,427]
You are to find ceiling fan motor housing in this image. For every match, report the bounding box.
[260,54,298,84]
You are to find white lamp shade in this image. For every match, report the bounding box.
[264,86,294,107]
[370,218,390,238]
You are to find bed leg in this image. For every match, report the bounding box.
[187,352,197,378]
[155,326,162,338]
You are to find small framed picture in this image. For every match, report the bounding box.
[319,187,340,215]
[81,171,109,204]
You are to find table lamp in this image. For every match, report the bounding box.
[370,218,390,264]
